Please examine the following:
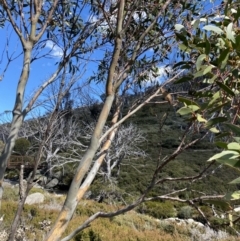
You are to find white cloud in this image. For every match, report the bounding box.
[149,66,172,83]
[45,40,63,58]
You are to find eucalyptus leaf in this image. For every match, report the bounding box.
[218,48,230,69]
[196,54,206,71]
[208,150,239,162]
[216,81,235,96]
[225,123,240,136]
[178,96,199,106]
[233,137,240,143]
[188,105,200,112]
[225,191,240,200]
[208,91,221,105]
[205,39,211,55]
[215,158,240,168]
[227,142,240,151]
[226,22,236,43]
[175,75,193,84]
[175,24,184,31]
[203,25,224,34]
[229,177,240,184]
[210,127,220,133]
[203,65,213,75]
[177,107,192,115]
[205,117,227,128]
[196,114,207,123]
[194,69,204,78]
[215,141,228,149]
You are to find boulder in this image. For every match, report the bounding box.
[52,171,62,180]
[25,192,44,205]
[45,178,59,189]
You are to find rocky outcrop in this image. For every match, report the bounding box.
[25,192,44,205]
[45,178,59,189]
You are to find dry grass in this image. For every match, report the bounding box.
[1,186,239,241]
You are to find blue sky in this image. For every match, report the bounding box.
[0,0,220,115]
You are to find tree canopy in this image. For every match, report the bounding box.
[1,0,240,240]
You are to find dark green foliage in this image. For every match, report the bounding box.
[138,201,176,219]
[14,138,31,155]
[74,229,102,241]
[161,223,175,235]
[161,138,180,148]
[177,206,192,219]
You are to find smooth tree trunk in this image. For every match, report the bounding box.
[0,46,33,206]
[45,1,126,239]
[45,94,115,241]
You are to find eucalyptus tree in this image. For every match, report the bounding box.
[173,0,240,208]
[0,0,105,205]
[44,1,207,241]
[0,0,212,240]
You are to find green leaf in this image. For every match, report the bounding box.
[233,137,240,143]
[188,105,200,112]
[227,142,240,151]
[194,69,204,78]
[203,25,224,34]
[177,107,193,115]
[196,114,207,123]
[225,123,240,135]
[175,24,184,31]
[208,91,220,106]
[205,39,211,55]
[216,157,240,168]
[210,127,220,133]
[175,32,187,42]
[218,48,230,69]
[215,132,231,139]
[175,75,193,84]
[207,150,239,162]
[196,54,206,71]
[215,141,228,149]
[216,81,235,96]
[208,102,229,114]
[236,35,240,50]
[205,117,228,128]
[192,19,200,30]
[225,191,240,200]
[179,43,190,52]
[229,177,240,184]
[173,61,192,69]
[226,22,236,43]
[203,65,213,75]
[178,96,199,107]
[208,75,218,84]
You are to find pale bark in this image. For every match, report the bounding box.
[0,0,59,207]
[45,1,125,240]
[0,46,32,204]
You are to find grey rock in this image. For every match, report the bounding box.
[52,171,62,180]
[45,178,59,189]
[25,192,44,205]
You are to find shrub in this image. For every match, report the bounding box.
[161,139,180,148]
[177,206,192,219]
[14,138,31,155]
[138,201,176,219]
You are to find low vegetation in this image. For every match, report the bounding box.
[0,185,238,241]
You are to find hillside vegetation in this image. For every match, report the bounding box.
[3,100,240,240]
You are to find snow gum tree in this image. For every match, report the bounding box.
[0,0,215,240]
